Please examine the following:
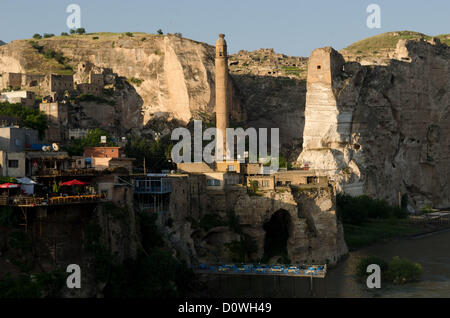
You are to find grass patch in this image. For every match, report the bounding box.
[342,31,450,57]
[127,77,144,87]
[74,93,115,106]
[344,219,423,249]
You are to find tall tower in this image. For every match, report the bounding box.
[215,33,228,160]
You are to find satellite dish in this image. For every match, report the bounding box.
[52,143,59,151]
[42,145,48,151]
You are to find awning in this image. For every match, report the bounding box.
[0,183,20,188]
[60,179,90,186]
[17,177,37,185]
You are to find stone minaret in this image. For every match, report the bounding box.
[215,33,228,160]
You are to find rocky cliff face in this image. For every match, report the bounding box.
[160,176,347,266]
[0,33,245,131]
[229,49,307,160]
[298,38,450,210]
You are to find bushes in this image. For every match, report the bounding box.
[63,128,116,156]
[0,102,48,138]
[355,255,388,277]
[356,255,423,285]
[337,193,407,225]
[123,136,175,173]
[385,256,423,284]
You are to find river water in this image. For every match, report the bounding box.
[203,230,450,297]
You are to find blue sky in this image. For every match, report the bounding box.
[0,0,448,56]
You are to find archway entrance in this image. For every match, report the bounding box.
[263,209,291,262]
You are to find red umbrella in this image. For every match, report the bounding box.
[60,179,89,186]
[0,183,19,188]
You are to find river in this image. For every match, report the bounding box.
[202,229,450,297]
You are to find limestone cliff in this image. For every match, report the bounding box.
[298,38,450,210]
[159,175,347,266]
[0,33,245,131]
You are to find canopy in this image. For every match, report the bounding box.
[0,183,20,188]
[60,179,89,186]
[17,177,37,185]
[16,177,37,195]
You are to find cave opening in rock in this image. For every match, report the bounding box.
[262,209,291,262]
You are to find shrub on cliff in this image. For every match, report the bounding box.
[75,28,86,35]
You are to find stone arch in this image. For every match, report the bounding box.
[262,208,291,262]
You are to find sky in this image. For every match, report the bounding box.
[0,0,448,57]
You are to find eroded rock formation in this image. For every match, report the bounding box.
[298,39,450,209]
[159,176,347,266]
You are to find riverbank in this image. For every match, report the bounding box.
[343,218,450,250]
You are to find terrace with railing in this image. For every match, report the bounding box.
[0,193,108,207]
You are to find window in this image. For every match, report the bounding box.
[227,165,235,171]
[8,160,19,168]
[207,179,221,186]
[262,181,269,187]
[317,65,321,70]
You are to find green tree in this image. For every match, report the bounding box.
[75,28,86,35]
[0,102,48,138]
[32,33,42,39]
[123,136,174,173]
[69,29,76,34]
[61,32,69,36]
[157,29,163,35]
[64,128,116,156]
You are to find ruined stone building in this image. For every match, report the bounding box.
[39,102,68,142]
[298,38,450,209]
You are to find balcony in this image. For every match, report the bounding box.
[0,193,108,207]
